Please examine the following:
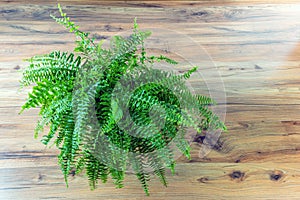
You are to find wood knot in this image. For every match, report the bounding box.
[191,11,209,16]
[229,170,245,181]
[69,169,76,176]
[255,64,263,70]
[238,122,249,128]
[193,134,205,143]
[38,173,46,182]
[197,177,209,183]
[270,170,284,181]
[14,65,20,70]
[193,134,230,153]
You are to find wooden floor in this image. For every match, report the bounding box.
[1,1,300,199]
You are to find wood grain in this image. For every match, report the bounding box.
[1,1,300,199]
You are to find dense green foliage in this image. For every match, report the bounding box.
[20,4,226,195]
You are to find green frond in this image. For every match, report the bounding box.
[196,94,216,105]
[173,128,191,159]
[21,51,81,87]
[110,168,125,188]
[129,154,150,196]
[110,24,151,62]
[148,151,168,187]
[155,147,175,173]
[84,151,109,189]
[181,66,198,79]
[75,155,85,175]
[39,96,72,144]
[147,55,178,65]
[20,80,58,113]
[57,110,81,185]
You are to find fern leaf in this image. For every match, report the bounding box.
[148,151,168,187]
[129,154,150,196]
[57,110,81,185]
[84,151,109,189]
[21,51,81,86]
[147,55,178,65]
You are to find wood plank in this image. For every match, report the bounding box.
[1,1,300,199]
[1,162,300,199]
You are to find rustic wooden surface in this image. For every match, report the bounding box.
[1,1,300,199]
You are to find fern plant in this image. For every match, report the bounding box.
[20,4,226,195]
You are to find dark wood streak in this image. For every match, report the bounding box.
[0,151,57,160]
